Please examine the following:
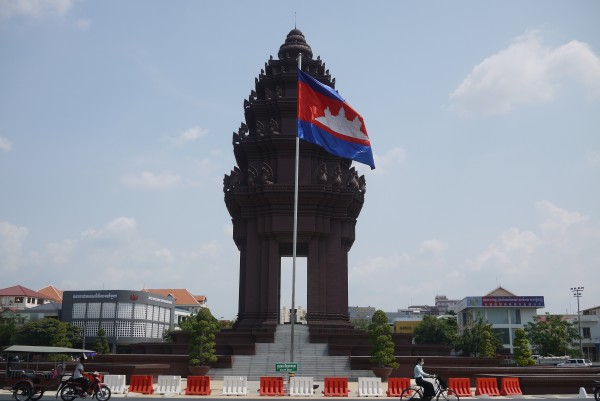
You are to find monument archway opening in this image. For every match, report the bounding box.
[279,256,307,325]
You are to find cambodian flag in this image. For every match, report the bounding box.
[297,70,375,169]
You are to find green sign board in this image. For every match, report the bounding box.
[275,362,298,372]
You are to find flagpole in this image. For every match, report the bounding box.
[290,52,302,364]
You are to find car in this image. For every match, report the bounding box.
[556,358,592,367]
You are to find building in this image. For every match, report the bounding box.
[280,306,308,324]
[37,285,63,303]
[13,301,62,323]
[392,318,422,334]
[455,286,544,354]
[62,290,175,349]
[142,288,208,326]
[0,285,54,310]
[579,306,600,361]
[435,295,461,314]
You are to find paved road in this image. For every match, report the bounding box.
[0,393,589,401]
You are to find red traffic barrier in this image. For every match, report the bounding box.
[259,376,285,396]
[448,378,472,397]
[475,377,500,396]
[185,375,211,395]
[500,377,522,396]
[323,377,350,397]
[129,375,154,395]
[386,378,412,397]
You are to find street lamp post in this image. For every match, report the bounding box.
[570,286,584,357]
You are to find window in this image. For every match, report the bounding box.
[487,309,509,324]
[493,328,510,344]
[72,320,85,331]
[582,327,591,339]
[102,303,116,319]
[87,303,101,318]
[73,303,86,319]
[117,303,132,319]
[116,321,131,337]
[85,321,99,337]
[510,309,521,324]
[134,304,147,320]
[133,322,146,337]
[101,322,114,337]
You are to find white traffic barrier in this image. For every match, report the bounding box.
[358,377,383,397]
[103,375,127,394]
[290,376,315,397]
[222,376,248,396]
[578,387,588,398]
[156,375,182,395]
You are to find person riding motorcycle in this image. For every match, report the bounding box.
[72,356,89,397]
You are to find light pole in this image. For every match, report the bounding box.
[570,286,584,357]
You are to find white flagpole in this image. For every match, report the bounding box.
[290,52,302,363]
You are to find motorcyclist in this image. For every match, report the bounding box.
[72,356,89,397]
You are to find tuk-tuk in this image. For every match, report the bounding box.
[1,345,96,401]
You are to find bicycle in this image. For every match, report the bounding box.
[400,376,459,401]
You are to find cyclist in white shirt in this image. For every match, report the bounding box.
[414,357,435,401]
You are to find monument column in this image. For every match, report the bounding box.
[223,29,368,335]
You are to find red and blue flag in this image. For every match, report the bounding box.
[297,70,375,169]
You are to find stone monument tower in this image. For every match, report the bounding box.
[223,29,367,337]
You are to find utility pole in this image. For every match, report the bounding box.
[570,286,584,357]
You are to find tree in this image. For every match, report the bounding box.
[524,315,579,357]
[414,315,457,346]
[13,318,81,347]
[350,317,370,332]
[181,308,220,366]
[367,310,399,368]
[93,328,111,355]
[454,319,503,357]
[479,330,496,358]
[513,328,535,366]
[0,318,16,348]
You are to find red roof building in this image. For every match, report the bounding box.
[0,285,54,309]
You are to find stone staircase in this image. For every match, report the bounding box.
[209,324,374,381]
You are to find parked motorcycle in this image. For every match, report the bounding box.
[57,372,111,401]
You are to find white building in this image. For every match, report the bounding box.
[455,287,544,354]
[579,306,600,361]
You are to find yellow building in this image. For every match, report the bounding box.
[393,319,422,334]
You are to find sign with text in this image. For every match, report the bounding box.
[275,362,298,372]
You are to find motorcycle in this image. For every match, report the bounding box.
[57,372,111,401]
[593,380,600,401]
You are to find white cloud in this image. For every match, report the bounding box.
[169,126,208,146]
[45,239,76,264]
[449,31,600,116]
[467,227,540,273]
[121,171,182,190]
[536,200,588,232]
[0,136,13,152]
[372,146,406,174]
[0,221,29,271]
[81,217,137,246]
[0,0,73,19]
[419,239,448,254]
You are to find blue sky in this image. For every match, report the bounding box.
[1,1,598,320]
